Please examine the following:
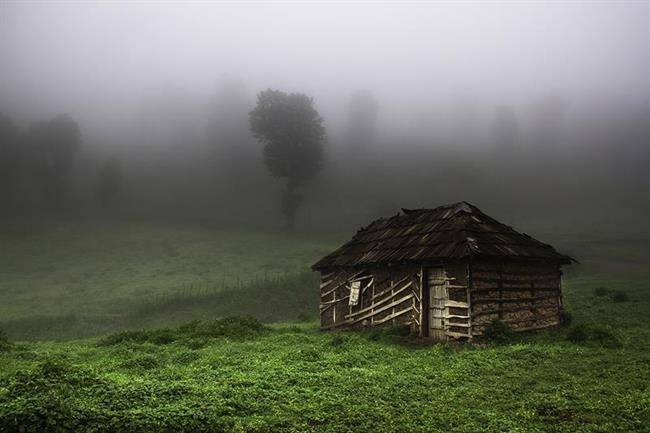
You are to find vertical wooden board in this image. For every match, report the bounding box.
[428,267,447,341]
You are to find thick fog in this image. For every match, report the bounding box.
[1,2,648,234]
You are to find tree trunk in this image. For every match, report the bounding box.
[282,178,302,230]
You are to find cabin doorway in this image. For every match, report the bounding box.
[427,268,448,340]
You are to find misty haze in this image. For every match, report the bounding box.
[0,2,648,432]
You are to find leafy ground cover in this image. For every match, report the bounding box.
[0,223,648,431]
[0,303,648,432]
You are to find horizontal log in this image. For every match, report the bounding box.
[472,294,560,303]
[472,277,560,285]
[370,281,413,305]
[471,287,560,293]
[373,306,413,325]
[320,295,350,308]
[445,300,469,308]
[445,331,470,339]
[349,294,415,324]
[372,275,412,301]
[471,269,560,277]
[345,285,413,319]
[428,278,455,285]
[445,322,471,328]
[444,313,470,319]
[320,285,341,298]
[472,321,560,335]
[320,270,367,297]
[472,305,559,317]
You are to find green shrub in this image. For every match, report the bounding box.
[559,310,573,326]
[361,324,412,342]
[181,337,210,350]
[39,358,73,379]
[97,316,267,347]
[120,353,161,370]
[611,290,629,303]
[482,320,515,343]
[590,326,623,348]
[0,328,11,351]
[388,324,413,337]
[366,328,383,341]
[188,315,266,339]
[566,323,623,348]
[330,334,346,348]
[148,328,177,345]
[593,286,610,297]
[566,324,589,343]
[282,325,303,334]
[97,329,153,346]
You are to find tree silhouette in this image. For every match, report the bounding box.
[94,157,123,209]
[27,114,81,209]
[0,113,22,214]
[249,89,325,228]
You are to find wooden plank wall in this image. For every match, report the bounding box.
[319,266,423,334]
[440,263,472,340]
[470,260,562,335]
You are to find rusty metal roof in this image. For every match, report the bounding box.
[312,202,575,270]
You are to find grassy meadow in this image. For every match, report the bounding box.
[0,222,338,339]
[0,222,649,432]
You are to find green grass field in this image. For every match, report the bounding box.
[0,222,339,339]
[0,222,649,432]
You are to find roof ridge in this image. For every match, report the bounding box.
[312,203,575,269]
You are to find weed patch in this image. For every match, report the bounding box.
[559,310,573,326]
[362,324,412,342]
[119,354,161,371]
[481,320,516,343]
[611,290,630,303]
[97,316,267,347]
[0,329,11,352]
[593,286,610,297]
[565,323,623,348]
[566,323,590,343]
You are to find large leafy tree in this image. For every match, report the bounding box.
[249,89,325,228]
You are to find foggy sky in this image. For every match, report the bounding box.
[1,1,648,136]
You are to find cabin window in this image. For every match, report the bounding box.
[349,281,361,306]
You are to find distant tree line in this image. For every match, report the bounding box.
[2,79,647,232]
[0,113,123,216]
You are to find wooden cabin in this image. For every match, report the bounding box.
[312,202,574,340]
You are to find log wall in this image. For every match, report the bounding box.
[319,265,423,334]
[319,260,563,338]
[469,260,562,335]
